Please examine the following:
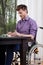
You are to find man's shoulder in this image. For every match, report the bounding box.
[28,17,36,22]
[28,17,37,29]
[29,17,37,25]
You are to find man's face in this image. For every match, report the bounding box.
[18,9,27,19]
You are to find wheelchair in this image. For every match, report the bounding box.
[11,27,43,65]
[26,43,43,65]
[26,27,43,65]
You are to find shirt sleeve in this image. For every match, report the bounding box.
[29,20,38,37]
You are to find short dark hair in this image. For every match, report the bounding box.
[16,4,28,11]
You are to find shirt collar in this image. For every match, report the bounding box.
[21,15,29,21]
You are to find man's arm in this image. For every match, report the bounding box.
[14,31,34,39]
[7,30,34,39]
[18,33,34,39]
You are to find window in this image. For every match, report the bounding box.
[0,0,17,35]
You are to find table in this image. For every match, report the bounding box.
[0,36,33,65]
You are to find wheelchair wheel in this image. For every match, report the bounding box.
[27,44,43,65]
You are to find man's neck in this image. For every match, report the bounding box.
[22,15,28,20]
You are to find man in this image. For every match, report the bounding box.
[10,4,37,39]
[5,4,37,65]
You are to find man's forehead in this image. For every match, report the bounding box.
[18,9,24,11]
[18,9,26,12]
[17,9,24,14]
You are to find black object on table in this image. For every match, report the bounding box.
[0,36,33,65]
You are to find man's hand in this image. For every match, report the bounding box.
[7,32,12,35]
[7,32,12,37]
[7,31,22,37]
[7,32,16,37]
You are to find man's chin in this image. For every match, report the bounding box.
[21,17,24,19]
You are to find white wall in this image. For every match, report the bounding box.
[17,0,43,44]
